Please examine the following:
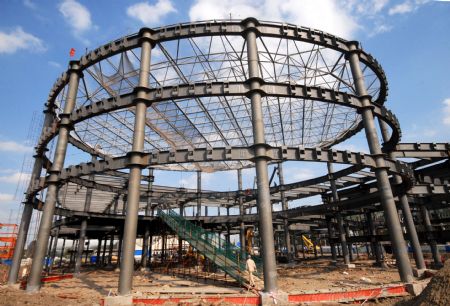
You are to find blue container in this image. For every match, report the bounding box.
[90,256,97,263]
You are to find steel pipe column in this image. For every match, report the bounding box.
[244,18,278,293]
[420,205,442,268]
[326,216,337,261]
[118,30,153,295]
[26,61,82,292]
[347,42,413,282]
[237,168,246,258]
[142,169,153,269]
[196,171,201,218]
[327,162,350,265]
[278,162,292,261]
[378,120,426,270]
[8,101,56,285]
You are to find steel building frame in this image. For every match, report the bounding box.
[7,18,450,297]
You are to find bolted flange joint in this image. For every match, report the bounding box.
[126,151,148,168]
[245,77,266,98]
[67,60,84,78]
[345,40,362,60]
[138,28,156,47]
[240,17,261,37]
[58,113,73,129]
[249,143,272,162]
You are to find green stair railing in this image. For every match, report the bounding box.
[157,208,263,285]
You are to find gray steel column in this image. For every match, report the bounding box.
[27,61,82,292]
[74,156,95,275]
[347,42,413,282]
[48,227,60,273]
[118,30,153,296]
[344,222,354,262]
[244,18,277,292]
[278,162,292,261]
[367,212,384,266]
[237,169,246,257]
[141,169,153,269]
[8,101,56,285]
[108,235,114,265]
[420,205,442,268]
[326,216,337,261]
[327,162,350,264]
[196,171,201,218]
[378,120,426,270]
[96,239,102,267]
[58,238,66,268]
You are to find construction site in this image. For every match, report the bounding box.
[1,18,450,305]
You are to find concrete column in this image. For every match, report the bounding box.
[26,61,82,292]
[420,205,442,268]
[196,171,201,218]
[278,162,292,261]
[9,97,56,285]
[347,42,413,282]
[237,169,246,258]
[327,162,350,264]
[118,30,153,296]
[244,18,278,292]
[378,120,426,271]
[326,216,337,261]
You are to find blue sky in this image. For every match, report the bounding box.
[0,0,449,223]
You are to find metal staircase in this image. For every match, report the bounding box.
[157,208,263,285]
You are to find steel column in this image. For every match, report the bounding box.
[244,18,278,292]
[237,168,246,258]
[326,216,337,261]
[142,169,153,269]
[378,120,426,270]
[196,171,201,218]
[420,205,442,268]
[327,162,350,264]
[118,31,153,295]
[48,226,60,273]
[278,162,292,261]
[347,43,413,282]
[58,238,66,268]
[8,99,56,285]
[26,61,81,292]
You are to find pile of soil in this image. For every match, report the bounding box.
[408,260,450,306]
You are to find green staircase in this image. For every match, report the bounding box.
[157,208,263,285]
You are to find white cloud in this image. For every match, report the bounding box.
[0,140,33,153]
[23,0,37,10]
[127,0,177,25]
[442,98,450,125]
[190,0,359,39]
[0,27,46,54]
[0,193,15,203]
[0,172,31,184]
[389,1,414,14]
[48,61,62,69]
[58,0,93,42]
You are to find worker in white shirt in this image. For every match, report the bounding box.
[245,255,257,287]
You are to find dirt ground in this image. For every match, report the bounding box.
[0,258,446,305]
[277,258,401,293]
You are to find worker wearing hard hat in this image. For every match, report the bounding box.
[245,255,256,287]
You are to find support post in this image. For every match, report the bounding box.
[278,162,292,261]
[326,216,337,261]
[26,61,82,292]
[327,162,350,265]
[347,42,413,282]
[420,205,442,268]
[237,169,246,257]
[141,169,153,270]
[378,120,426,271]
[59,238,66,269]
[196,171,201,218]
[118,30,153,296]
[8,96,56,285]
[244,18,278,293]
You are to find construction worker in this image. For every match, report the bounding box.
[246,255,256,287]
